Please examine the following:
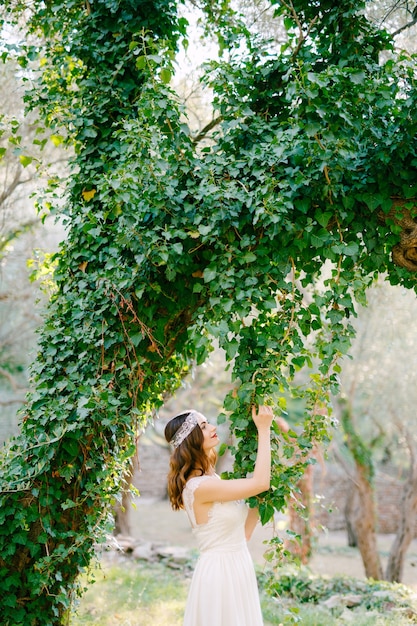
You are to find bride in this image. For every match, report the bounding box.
[164,404,274,626]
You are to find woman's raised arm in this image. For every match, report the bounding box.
[194,405,274,505]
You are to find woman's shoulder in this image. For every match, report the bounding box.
[184,473,219,493]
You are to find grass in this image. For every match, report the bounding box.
[70,558,417,626]
[71,560,188,626]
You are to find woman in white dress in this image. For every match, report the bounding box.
[164,405,274,626]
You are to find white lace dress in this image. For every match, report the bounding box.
[182,475,264,626]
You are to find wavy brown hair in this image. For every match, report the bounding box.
[165,411,217,510]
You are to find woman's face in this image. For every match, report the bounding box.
[196,413,219,453]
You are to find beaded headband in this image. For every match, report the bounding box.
[170,410,200,449]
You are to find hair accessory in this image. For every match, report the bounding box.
[170,411,199,448]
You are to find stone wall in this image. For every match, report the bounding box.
[134,433,170,500]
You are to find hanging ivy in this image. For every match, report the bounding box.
[0,0,416,623]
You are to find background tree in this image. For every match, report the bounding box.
[0,0,417,623]
[332,282,417,581]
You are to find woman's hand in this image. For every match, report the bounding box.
[252,405,274,431]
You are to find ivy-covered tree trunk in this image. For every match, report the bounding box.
[1,0,417,622]
[340,401,382,580]
[0,2,195,623]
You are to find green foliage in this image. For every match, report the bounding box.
[261,565,417,622]
[0,0,417,622]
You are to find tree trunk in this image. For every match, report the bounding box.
[351,464,382,579]
[0,4,188,623]
[385,450,417,582]
[344,484,358,547]
[286,464,314,563]
[113,453,139,537]
[339,399,382,579]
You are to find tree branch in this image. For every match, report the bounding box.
[0,367,25,392]
[0,167,32,207]
[392,17,417,37]
[192,115,223,144]
[279,0,319,60]
[193,115,224,143]
[0,397,26,406]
